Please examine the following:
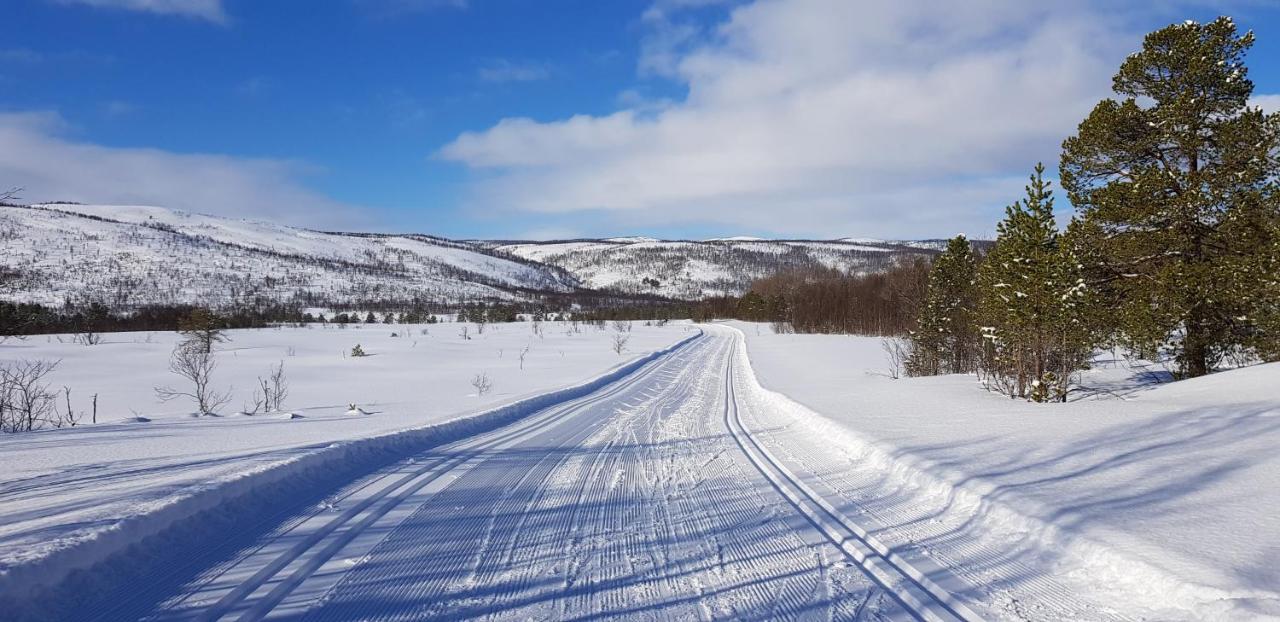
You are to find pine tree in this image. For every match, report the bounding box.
[1060,17,1280,377]
[178,308,228,354]
[908,235,979,376]
[977,165,1100,400]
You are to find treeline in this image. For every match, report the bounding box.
[0,301,293,337]
[701,18,1280,400]
[693,261,930,336]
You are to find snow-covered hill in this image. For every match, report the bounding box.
[489,238,938,299]
[0,203,577,309]
[0,202,948,307]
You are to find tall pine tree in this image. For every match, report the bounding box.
[1060,17,1280,377]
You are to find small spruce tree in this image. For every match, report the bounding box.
[977,164,1100,401]
[908,235,980,376]
[178,308,229,354]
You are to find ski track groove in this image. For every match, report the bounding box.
[721,336,983,622]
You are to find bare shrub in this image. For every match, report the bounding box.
[261,361,289,412]
[74,331,103,346]
[611,333,630,355]
[880,337,912,380]
[518,345,530,370]
[471,371,493,397]
[0,359,61,433]
[156,342,230,415]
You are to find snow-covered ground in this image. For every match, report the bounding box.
[3,321,1276,620]
[731,321,1280,620]
[0,321,689,609]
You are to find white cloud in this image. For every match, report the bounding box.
[0,112,368,229]
[51,0,228,23]
[438,0,1155,238]
[1251,94,1280,113]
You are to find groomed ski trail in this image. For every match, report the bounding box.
[74,327,1001,621]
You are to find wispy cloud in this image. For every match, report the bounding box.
[234,76,271,97]
[50,0,229,23]
[477,59,553,84]
[0,111,367,229]
[100,100,138,117]
[438,0,1232,238]
[0,49,43,63]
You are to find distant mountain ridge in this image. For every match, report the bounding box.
[1,202,944,308]
[486,238,942,299]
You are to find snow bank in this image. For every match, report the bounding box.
[727,323,1280,620]
[0,327,700,607]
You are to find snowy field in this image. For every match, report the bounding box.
[0,321,690,609]
[731,321,1280,620]
[2,321,1278,620]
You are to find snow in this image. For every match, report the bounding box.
[0,203,575,308]
[3,321,1276,620]
[729,321,1280,620]
[4,326,936,621]
[0,321,691,603]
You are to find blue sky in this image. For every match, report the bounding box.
[2,0,1279,240]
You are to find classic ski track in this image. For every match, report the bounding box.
[291,332,895,620]
[234,341,708,622]
[740,411,1133,622]
[720,335,984,622]
[296,337,722,621]
[113,336,705,622]
[113,330,985,620]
